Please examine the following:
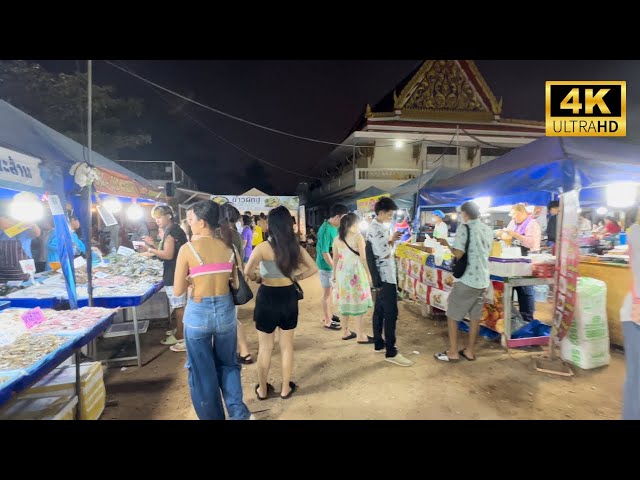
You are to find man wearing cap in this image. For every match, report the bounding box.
[432,210,448,240]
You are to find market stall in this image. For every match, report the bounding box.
[2,253,165,367]
[0,306,116,418]
[418,136,640,351]
[396,242,555,346]
[0,100,167,366]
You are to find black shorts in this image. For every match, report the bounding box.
[254,284,299,334]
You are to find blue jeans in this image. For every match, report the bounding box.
[515,286,536,322]
[184,294,251,420]
[623,321,640,420]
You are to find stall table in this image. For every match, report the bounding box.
[490,275,556,348]
[396,243,555,349]
[0,311,116,418]
[1,280,164,368]
[77,281,164,368]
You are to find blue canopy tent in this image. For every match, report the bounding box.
[418,137,640,208]
[0,100,161,307]
[390,166,461,206]
[390,166,461,228]
[340,186,386,212]
[0,100,156,188]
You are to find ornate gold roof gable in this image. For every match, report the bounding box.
[392,60,503,118]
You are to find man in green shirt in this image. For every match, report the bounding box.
[316,203,349,330]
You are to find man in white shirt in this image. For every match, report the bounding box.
[432,210,449,240]
[621,218,640,419]
[366,197,413,367]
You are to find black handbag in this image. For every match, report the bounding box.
[452,224,471,279]
[365,239,383,289]
[230,245,254,305]
[291,278,304,301]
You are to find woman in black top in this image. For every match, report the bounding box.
[141,205,188,350]
[221,203,255,365]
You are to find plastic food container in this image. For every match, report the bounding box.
[489,257,532,277]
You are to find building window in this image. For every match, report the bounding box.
[427,146,458,156]
[481,147,511,157]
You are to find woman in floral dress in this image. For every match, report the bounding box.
[332,213,374,342]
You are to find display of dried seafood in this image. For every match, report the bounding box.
[29,307,115,334]
[0,334,69,371]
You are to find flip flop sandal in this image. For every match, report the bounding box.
[165,329,176,336]
[161,334,179,346]
[459,349,476,361]
[324,322,341,331]
[342,331,357,340]
[331,315,341,323]
[358,336,375,344]
[255,383,275,401]
[281,381,297,400]
[238,354,255,365]
[434,351,459,362]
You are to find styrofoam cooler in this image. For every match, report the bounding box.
[560,277,610,369]
[0,395,78,420]
[17,362,106,420]
[561,337,610,370]
[489,257,532,277]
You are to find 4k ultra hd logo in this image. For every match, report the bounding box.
[545,81,626,137]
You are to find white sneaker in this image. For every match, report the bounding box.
[385,353,413,367]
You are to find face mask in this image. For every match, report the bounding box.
[236,221,242,232]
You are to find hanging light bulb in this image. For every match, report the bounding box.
[9,192,44,223]
[472,197,491,213]
[127,202,144,221]
[394,140,405,149]
[606,182,638,208]
[103,196,122,213]
[596,206,607,216]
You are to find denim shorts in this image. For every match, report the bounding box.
[164,286,186,311]
[319,269,333,289]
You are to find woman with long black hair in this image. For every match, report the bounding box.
[173,200,252,420]
[332,212,374,342]
[244,206,318,400]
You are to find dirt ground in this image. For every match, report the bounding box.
[101,278,625,420]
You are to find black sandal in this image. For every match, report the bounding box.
[324,321,341,331]
[281,382,297,400]
[255,383,275,401]
[357,336,375,344]
[342,331,357,340]
[238,354,254,365]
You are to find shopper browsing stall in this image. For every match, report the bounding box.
[173,200,252,420]
[367,197,413,367]
[621,212,640,420]
[316,204,349,331]
[434,201,493,362]
[140,206,188,350]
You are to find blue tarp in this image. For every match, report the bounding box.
[390,167,461,203]
[419,137,640,208]
[0,100,154,189]
[340,186,386,212]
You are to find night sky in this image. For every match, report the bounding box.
[36,60,640,195]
